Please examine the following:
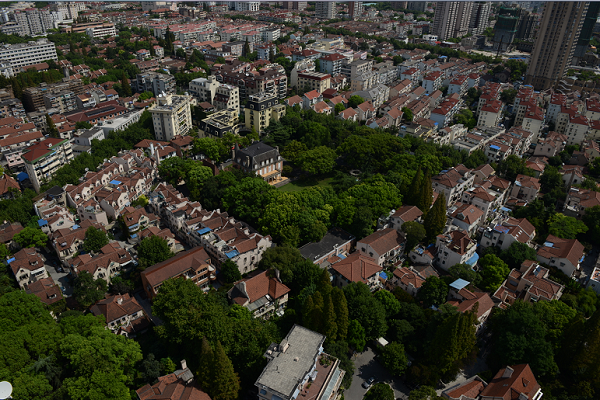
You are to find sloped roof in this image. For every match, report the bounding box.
[358,228,405,256]
[332,252,381,283]
[537,235,584,268]
[480,364,540,400]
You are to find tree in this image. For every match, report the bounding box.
[14,227,47,248]
[120,71,132,97]
[45,114,59,137]
[405,166,422,206]
[75,121,93,130]
[540,166,563,194]
[417,276,449,308]
[417,169,433,212]
[109,276,131,295]
[409,386,441,400]
[140,353,162,383]
[334,102,345,115]
[158,156,190,185]
[211,341,240,400]
[583,205,600,243]
[347,95,365,108]
[220,260,241,283]
[295,146,337,175]
[423,192,446,243]
[500,88,517,104]
[347,319,367,352]
[547,213,588,239]
[73,271,108,308]
[479,254,510,292]
[449,263,481,286]
[138,236,174,269]
[500,241,537,269]
[243,38,251,57]
[402,106,414,122]
[402,221,426,253]
[196,337,214,393]
[374,289,402,318]
[364,383,395,400]
[332,287,349,341]
[497,154,532,181]
[187,163,213,200]
[82,226,109,253]
[344,282,388,340]
[380,342,409,376]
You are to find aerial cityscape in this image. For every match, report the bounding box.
[0,1,599,399]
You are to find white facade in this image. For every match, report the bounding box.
[0,39,58,69]
[316,1,336,19]
[150,94,193,142]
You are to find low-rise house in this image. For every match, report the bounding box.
[90,293,150,337]
[356,228,405,266]
[138,226,182,253]
[450,202,484,235]
[447,279,495,331]
[409,244,438,266]
[436,229,478,272]
[71,242,135,284]
[480,217,536,250]
[255,325,345,400]
[298,228,354,266]
[477,99,503,128]
[355,101,376,121]
[233,141,284,185]
[120,206,159,234]
[510,174,541,202]
[228,270,291,319]
[422,71,443,94]
[536,235,584,278]
[493,260,564,308]
[389,266,425,297]
[389,205,423,230]
[563,187,600,218]
[429,94,461,128]
[338,107,358,122]
[533,131,567,158]
[331,252,382,290]
[9,247,48,289]
[0,221,23,244]
[26,277,64,307]
[137,360,211,400]
[141,247,215,299]
[0,173,20,199]
[432,164,475,206]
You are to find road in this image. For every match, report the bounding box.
[344,347,411,400]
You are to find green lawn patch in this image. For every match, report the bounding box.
[278,176,333,192]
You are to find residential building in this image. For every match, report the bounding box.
[430,94,461,128]
[432,164,475,206]
[587,266,600,294]
[477,99,503,128]
[480,217,536,251]
[233,141,283,184]
[90,293,149,336]
[564,114,589,146]
[244,92,286,134]
[134,72,175,95]
[388,205,423,231]
[70,242,135,284]
[432,1,473,41]
[492,6,520,52]
[297,72,332,93]
[136,360,211,400]
[494,260,564,308]
[389,267,425,297]
[564,188,600,217]
[510,174,541,202]
[198,108,239,138]
[422,71,443,94]
[436,229,478,271]
[255,325,345,400]
[537,235,584,278]
[341,59,373,79]
[447,279,495,329]
[298,228,355,266]
[26,277,63,307]
[448,75,469,96]
[21,137,74,192]
[84,22,116,38]
[524,2,589,90]
[356,228,405,267]
[331,252,382,290]
[9,247,48,289]
[213,84,239,113]
[450,202,484,235]
[319,53,345,76]
[315,1,336,19]
[228,270,291,318]
[188,76,219,104]
[348,1,363,19]
[469,1,492,35]
[149,94,192,141]
[0,39,57,71]
[141,247,215,299]
[235,1,260,11]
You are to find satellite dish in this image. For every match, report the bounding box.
[0,381,12,400]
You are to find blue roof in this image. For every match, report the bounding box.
[338,254,346,259]
[379,272,388,280]
[501,206,511,212]
[197,227,212,235]
[465,252,480,267]
[580,255,585,263]
[16,172,28,181]
[37,219,48,227]
[6,257,15,264]
[490,145,500,150]
[131,233,137,238]
[493,225,510,234]
[225,249,239,259]
[110,180,121,185]
[450,278,470,290]
[72,224,80,230]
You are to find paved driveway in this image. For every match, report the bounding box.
[344,347,411,400]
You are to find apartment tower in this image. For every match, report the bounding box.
[525,2,589,91]
[348,1,363,19]
[315,1,336,19]
[432,2,473,41]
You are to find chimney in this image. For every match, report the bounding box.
[116,297,123,305]
[180,359,187,370]
[502,366,514,379]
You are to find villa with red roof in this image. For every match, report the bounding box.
[228,270,291,319]
[331,252,382,290]
[537,235,584,278]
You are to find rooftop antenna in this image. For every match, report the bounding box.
[0,381,12,400]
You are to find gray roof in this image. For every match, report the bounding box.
[255,325,325,399]
[299,228,354,262]
[236,141,278,164]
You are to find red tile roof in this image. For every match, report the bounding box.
[332,252,381,283]
[480,364,540,400]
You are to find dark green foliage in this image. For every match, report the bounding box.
[448,263,482,286]
[417,276,449,308]
[424,192,446,243]
[137,236,175,269]
[348,95,365,108]
[347,319,366,352]
[140,353,162,383]
[499,241,537,269]
[220,260,242,283]
[402,221,426,253]
[380,342,409,376]
[72,271,108,308]
[82,226,109,253]
[583,205,600,243]
[46,114,59,137]
[365,382,395,400]
[14,227,47,248]
[343,282,388,340]
[497,154,533,181]
[479,254,510,292]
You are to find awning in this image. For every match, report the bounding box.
[225,249,239,259]
[197,227,212,235]
[16,172,28,181]
[465,252,479,267]
[38,219,48,227]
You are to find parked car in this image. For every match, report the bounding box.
[362,377,375,389]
